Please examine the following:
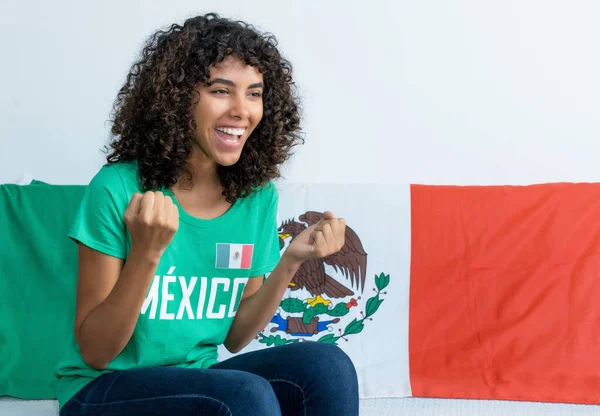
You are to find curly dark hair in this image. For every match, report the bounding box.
[105,13,303,203]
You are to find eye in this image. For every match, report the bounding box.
[212,89,229,95]
[249,91,263,98]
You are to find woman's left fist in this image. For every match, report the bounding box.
[284,211,346,264]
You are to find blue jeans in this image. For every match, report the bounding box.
[60,342,359,415]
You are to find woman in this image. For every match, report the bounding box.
[55,12,359,416]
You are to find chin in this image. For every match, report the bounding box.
[215,153,243,167]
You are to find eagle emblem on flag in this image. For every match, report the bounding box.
[277,211,368,297]
[258,211,390,346]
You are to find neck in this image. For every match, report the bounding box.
[182,146,219,187]
[172,146,230,213]
[169,147,232,219]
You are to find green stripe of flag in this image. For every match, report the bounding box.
[216,244,230,268]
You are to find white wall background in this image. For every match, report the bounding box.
[1,0,599,186]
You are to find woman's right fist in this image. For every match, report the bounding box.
[124,191,179,258]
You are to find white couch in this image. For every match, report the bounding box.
[2,397,600,415]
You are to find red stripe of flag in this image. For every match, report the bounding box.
[409,183,600,405]
[241,244,253,269]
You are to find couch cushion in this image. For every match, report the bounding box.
[0,183,86,398]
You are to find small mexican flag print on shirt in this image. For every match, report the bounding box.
[216,243,254,269]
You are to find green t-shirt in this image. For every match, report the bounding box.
[54,161,281,410]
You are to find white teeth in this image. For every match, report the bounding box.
[216,127,245,136]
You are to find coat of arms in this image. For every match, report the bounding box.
[258,211,390,346]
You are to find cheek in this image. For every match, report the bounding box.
[252,104,264,127]
[191,104,205,129]
[193,99,222,130]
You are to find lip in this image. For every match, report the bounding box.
[216,125,248,129]
[214,128,244,150]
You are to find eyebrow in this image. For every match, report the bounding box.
[208,78,263,89]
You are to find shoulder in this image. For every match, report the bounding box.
[234,181,279,217]
[87,160,142,197]
[89,161,140,190]
[85,161,142,209]
[246,181,279,207]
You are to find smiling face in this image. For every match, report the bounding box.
[191,55,264,167]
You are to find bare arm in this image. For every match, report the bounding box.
[74,245,160,369]
[224,212,346,353]
[74,191,178,370]
[224,253,301,353]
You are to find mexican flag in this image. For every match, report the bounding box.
[220,181,600,406]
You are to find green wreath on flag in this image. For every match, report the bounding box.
[257,273,390,346]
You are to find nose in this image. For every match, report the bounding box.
[228,93,250,120]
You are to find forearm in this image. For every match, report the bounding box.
[224,253,302,353]
[77,247,160,369]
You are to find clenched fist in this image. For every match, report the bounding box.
[284,211,346,264]
[124,191,179,259]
